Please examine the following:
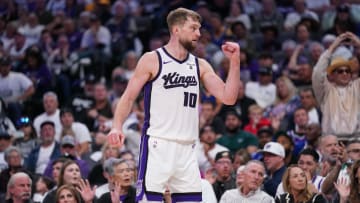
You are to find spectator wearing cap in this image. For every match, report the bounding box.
[0,55,35,123]
[220,160,274,203]
[59,108,91,157]
[13,116,39,159]
[312,32,360,140]
[261,141,286,197]
[33,92,62,141]
[245,65,276,109]
[25,120,61,174]
[0,146,33,195]
[212,151,237,201]
[43,135,89,179]
[0,130,12,171]
[217,111,259,155]
[284,0,319,31]
[197,125,229,174]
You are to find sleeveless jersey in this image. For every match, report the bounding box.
[142,47,200,142]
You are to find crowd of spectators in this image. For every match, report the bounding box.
[2,0,360,202]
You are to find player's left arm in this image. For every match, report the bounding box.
[200,41,240,105]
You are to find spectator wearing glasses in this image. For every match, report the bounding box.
[97,158,136,203]
[212,151,236,201]
[312,32,360,141]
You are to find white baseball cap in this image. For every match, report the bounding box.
[261,142,285,158]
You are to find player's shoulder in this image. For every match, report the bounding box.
[139,50,159,62]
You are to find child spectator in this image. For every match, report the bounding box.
[244,104,271,135]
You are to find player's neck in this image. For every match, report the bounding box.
[164,41,188,61]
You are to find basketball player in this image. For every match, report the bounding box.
[108,7,240,203]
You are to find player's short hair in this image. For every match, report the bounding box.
[166,7,201,31]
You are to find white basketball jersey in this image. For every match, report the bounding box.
[142,47,200,142]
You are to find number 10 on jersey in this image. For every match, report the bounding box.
[183,92,197,108]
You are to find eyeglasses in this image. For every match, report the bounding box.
[334,68,351,75]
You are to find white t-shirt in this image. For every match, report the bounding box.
[33,109,62,141]
[245,82,276,108]
[308,107,320,124]
[0,72,33,104]
[18,24,45,45]
[9,40,32,59]
[64,122,92,144]
[201,179,217,203]
[36,142,55,174]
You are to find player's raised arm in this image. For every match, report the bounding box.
[107,51,158,147]
[201,41,240,105]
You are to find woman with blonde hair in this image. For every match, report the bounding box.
[275,165,327,203]
[268,76,300,131]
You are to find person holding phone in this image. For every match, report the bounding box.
[312,32,360,141]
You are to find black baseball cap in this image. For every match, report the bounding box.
[215,151,234,162]
[40,120,55,129]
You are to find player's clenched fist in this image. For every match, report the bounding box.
[107,128,124,148]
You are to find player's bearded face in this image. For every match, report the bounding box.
[179,37,196,52]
